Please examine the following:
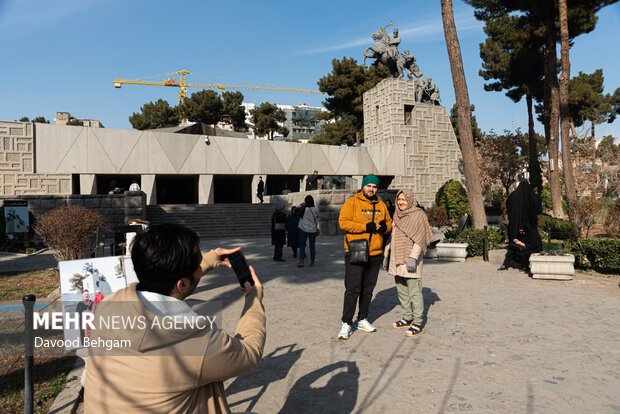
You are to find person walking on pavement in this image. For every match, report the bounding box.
[337,175,392,339]
[257,176,265,203]
[271,205,287,262]
[297,195,319,267]
[286,206,301,258]
[384,189,432,337]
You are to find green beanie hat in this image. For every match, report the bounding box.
[361,174,380,188]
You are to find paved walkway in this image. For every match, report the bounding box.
[7,237,619,413]
[0,250,57,273]
[193,236,620,414]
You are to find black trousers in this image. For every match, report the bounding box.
[342,254,383,326]
[273,244,283,260]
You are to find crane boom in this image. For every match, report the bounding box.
[114,70,322,104]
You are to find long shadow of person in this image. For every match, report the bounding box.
[421,287,440,328]
[226,344,304,412]
[367,286,398,324]
[278,361,359,414]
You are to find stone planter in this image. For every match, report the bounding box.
[424,231,445,259]
[436,242,469,262]
[530,253,575,280]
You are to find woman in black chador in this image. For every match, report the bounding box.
[271,205,287,262]
[499,180,542,271]
[499,224,542,271]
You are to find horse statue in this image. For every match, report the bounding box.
[362,22,405,79]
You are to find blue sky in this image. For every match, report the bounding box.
[1,0,618,139]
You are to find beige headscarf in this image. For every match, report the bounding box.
[392,189,433,265]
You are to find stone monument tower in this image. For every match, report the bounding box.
[363,78,464,206]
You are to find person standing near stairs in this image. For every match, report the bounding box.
[297,195,319,267]
[257,176,265,203]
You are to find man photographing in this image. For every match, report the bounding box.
[85,223,266,413]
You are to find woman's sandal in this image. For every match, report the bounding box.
[392,319,413,329]
[405,324,424,337]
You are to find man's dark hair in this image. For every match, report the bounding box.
[131,223,201,295]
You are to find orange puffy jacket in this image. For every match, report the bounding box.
[339,191,392,256]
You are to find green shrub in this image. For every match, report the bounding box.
[435,180,469,225]
[568,238,620,274]
[451,227,504,257]
[426,206,448,227]
[540,214,576,240]
[484,190,504,216]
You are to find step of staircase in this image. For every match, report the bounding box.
[146,203,282,239]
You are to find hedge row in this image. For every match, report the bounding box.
[567,238,620,274]
[540,214,576,240]
[447,227,504,257]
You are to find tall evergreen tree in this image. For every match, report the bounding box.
[222,91,247,131]
[569,70,616,196]
[558,0,579,223]
[475,11,544,194]
[441,0,488,228]
[466,0,618,218]
[250,102,288,140]
[129,99,179,130]
[180,90,223,126]
[317,57,389,146]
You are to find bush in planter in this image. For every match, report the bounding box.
[484,189,504,216]
[435,180,469,225]
[540,214,576,240]
[567,238,620,273]
[451,227,504,257]
[34,205,106,261]
[426,206,448,227]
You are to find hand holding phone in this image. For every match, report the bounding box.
[226,251,254,287]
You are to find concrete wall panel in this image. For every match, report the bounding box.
[146,132,177,173]
[119,133,150,174]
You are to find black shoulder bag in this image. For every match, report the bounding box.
[346,203,375,265]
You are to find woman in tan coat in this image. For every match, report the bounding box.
[383,189,432,337]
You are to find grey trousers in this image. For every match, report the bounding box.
[394,276,424,325]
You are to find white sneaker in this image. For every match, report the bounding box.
[355,319,377,333]
[338,322,352,340]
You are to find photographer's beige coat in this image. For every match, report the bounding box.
[84,253,266,414]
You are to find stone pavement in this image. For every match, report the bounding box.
[33,236,619,413]
[0,250,57,273]
[193,236,620,414]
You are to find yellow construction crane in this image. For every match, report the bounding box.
[114,70,323,104]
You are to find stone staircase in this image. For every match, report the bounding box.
[146,203,282,239]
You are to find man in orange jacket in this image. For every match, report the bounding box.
[338,175,392,339]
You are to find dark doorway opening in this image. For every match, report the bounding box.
[266,175,303,195]
[213,175,252,203]
[156,175,197,204]
[72,174,80,194]
[96,174,141,195]
[377,176,395,189]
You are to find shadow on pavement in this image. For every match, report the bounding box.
[278,360,359,414]
[367,286,398,324]
[226,344,304,412]
[422,287,441,328]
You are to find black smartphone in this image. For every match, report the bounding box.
[226,251,254,287]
